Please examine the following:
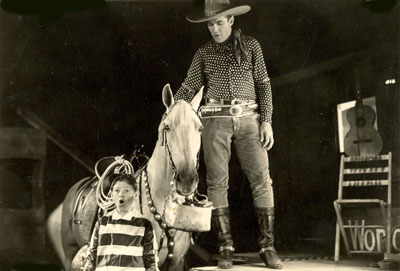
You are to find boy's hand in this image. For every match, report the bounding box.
[82,261,94,271]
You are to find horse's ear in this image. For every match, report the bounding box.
[162,83,175,112]
[190,86,204,111]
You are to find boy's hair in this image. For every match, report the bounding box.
[110,174,138,192]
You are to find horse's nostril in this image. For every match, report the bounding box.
[175,172,198,196]
[177,169,198,181]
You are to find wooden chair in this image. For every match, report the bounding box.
[333,152,392,261]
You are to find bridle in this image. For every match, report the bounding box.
[139,102,203,269]
[160,103,203,196]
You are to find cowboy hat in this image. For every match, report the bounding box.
[186,0,251,23]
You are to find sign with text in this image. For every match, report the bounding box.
[347,219,400,252]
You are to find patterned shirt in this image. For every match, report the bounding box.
[84,209,159,271]
[175,34,273,123]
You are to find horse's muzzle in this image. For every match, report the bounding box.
[176,171,199,196]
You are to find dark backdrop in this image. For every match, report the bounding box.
[0,0,399,267]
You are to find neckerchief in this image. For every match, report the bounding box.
[232,28,248,65]
[212,28,248,65]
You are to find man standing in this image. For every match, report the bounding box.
[175,0,282,269]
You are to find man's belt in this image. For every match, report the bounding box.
[198,100,258,118]
[205,97,256,105]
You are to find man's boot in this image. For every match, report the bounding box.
[211,207,234,269]
[255,207,283,269]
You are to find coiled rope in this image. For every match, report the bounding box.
[95,156,135,211]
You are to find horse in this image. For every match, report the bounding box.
[47,83,204,271]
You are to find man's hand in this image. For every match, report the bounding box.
[259,121,274,150]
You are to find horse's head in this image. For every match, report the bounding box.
[158,83,203,196]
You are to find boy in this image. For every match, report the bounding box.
[83,174,159,271]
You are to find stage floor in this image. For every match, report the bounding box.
[189,252,397,271]
[191,261,380,271]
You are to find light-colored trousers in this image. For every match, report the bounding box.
[201,114,274,209]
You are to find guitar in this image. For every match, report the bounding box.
[343,68,383,156]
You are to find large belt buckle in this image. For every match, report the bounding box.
[229,99,243,116]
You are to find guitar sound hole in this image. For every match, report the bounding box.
[356,117,366,128]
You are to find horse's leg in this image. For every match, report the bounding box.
[167,231,191,271]
[61,184,81,271]
[47,204,65,266]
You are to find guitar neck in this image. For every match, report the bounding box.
[354,68,363,108]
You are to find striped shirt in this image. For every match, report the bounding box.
[175,34,273,123]
[84,209,159,271]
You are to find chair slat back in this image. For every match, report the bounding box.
[338,153,392,204]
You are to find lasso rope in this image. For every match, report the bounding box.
[95,156,135,211]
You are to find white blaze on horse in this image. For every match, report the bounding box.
[47,84,205,271]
